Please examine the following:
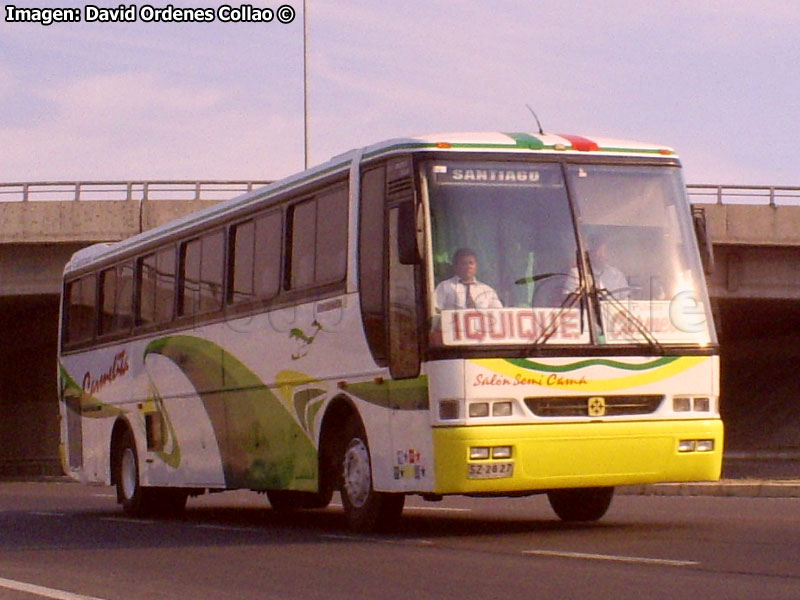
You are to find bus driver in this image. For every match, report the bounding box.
[434,247,502,310]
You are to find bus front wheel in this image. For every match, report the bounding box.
[547,486,614,522]
[340,422,404,532]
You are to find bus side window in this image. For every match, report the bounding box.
[230,211,282,304]
[99,261,134,336]
[64,274,97,346]
[179,230,224,317]
[137,247,175,327]
[287,184,348,291]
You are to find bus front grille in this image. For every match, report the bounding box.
[524,395,664,417]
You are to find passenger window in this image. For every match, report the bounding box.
[179,231,224,316]
[138,247,175,326]
[99,262,134,335]
[231,211,282,304]
[288,185,347,290]
[65,274,97,344]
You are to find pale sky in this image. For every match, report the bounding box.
[2,0,799,186]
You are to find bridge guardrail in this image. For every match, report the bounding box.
[687,184,800,206]
[1,181,799,206]
[0,181,272,203]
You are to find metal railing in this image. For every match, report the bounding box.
[1,181,799,206]
[687,184,800,206]
[0,180,271,203]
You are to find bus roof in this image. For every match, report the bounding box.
[64,131,677,274]
[360,131,676,159]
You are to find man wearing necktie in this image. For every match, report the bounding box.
[434,248,503,310]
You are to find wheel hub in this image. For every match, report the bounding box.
[343,439,371,508]
[120,447,137,501]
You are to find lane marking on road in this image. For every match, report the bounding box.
[193,524,263,533]
[29,511,66,517]
[328,502,469,513]
[0,576,111,600]
[403,505,471,513]
[321,534,434,546]
[98,517,156,525]
[522,549,699,567]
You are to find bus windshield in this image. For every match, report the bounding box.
[425,160,715,348]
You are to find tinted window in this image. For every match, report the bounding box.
[179,230,224,317]
[99,262,134,335]
[138,247,175,326]
[288,185,348,290]
[231,211,282,304]
[65,274,97,344]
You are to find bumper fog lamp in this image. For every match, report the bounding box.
[439,400,460,420]
[470,447,490,460]
[696,439,714,452]
[492,401,513,417]
[678,440,696,453]
[469,402,490,418]
[492,446,512,459]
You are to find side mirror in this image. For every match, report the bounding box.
[397,201,420,265]
[691,206,715,275]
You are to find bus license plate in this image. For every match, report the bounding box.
[468,462,514,479]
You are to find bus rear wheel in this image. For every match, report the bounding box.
[547,486,614,522]
[340,422,404,532]
[114,429,187,517]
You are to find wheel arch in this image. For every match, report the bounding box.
[317,394,364,492]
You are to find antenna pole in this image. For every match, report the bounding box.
[526,104,544,135]
[303,0,309,169]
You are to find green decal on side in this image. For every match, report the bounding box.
[58,362,126,419]
[144,336,318,491]
[344,377,429,411]
[145,376,182,469]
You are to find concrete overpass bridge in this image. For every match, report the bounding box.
[1,181,798,476]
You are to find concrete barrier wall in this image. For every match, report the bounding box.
[0,200,223,244]
[704,204,800,246]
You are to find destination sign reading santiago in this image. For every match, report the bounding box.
[3,4,297,25]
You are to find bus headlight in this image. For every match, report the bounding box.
[492,401,513,417]
[468,402,490,418]
[673,396,714,413]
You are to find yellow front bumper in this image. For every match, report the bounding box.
[433,419,723,495]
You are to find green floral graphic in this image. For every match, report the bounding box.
[144,335,318,490]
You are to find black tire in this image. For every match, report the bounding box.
[114,429,187,517]
[339,419,404,532]
[266,489,333,512]
[547,487,614,522]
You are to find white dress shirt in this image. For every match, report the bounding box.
[434,276,503,310]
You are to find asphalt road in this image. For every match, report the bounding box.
[0,481,798,600]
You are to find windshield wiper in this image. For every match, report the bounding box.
[529,271,588,346]
[593,285,665,354]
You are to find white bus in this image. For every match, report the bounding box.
[58,131,723,531]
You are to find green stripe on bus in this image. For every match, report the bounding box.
[504,356,678,373]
